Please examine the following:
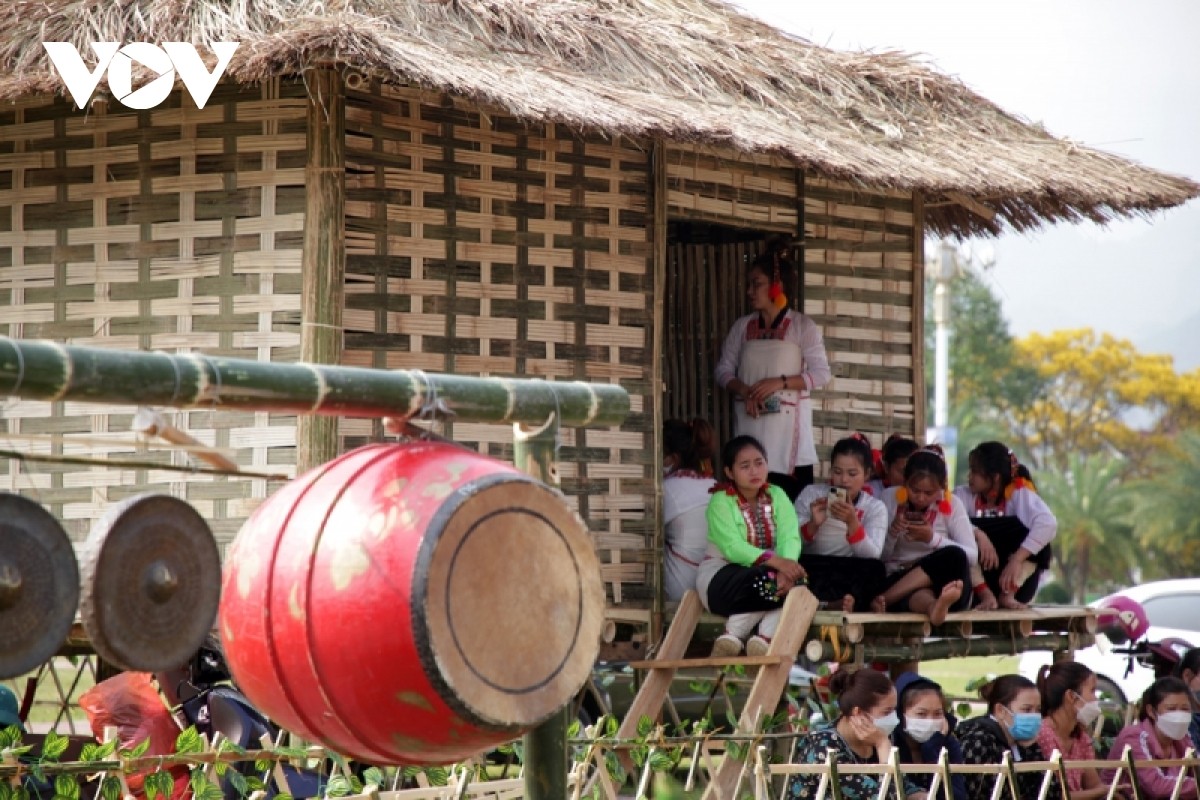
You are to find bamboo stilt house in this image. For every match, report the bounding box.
[0,0,1196,617]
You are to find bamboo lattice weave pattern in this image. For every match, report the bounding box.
[340,84,654,606]
[0,82,308,544]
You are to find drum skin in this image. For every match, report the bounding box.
[219,442,603,765]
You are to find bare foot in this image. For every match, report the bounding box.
[929,580,963,626]
[998,592,1028,610]
[841,594,856,613]
[974,589,998,611]
[871,595,888,614]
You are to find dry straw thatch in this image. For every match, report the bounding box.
[1,0,1196,235]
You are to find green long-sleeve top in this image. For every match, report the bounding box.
[704,485,801,566]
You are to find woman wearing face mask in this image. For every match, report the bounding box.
[1172,647,1200,751]
[788,669,927,800]
[958,675,1062,800]
[1035,662,1112,800]
[892,673,967,800]
[1103,677,1198,800]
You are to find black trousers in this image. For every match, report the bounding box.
[768,465,815,504]
[705,563,785,617]
[882,546,972,612]
[799,553,887,612]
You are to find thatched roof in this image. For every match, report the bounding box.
[2,0,1196,236]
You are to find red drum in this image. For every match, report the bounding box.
[219,442,604,764]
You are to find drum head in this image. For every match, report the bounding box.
[81,494,221,672]
[417,475,604,729]
[0,494,80,679]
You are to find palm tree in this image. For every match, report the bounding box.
[1037,453,1140,604]
[1129,431,1200,576]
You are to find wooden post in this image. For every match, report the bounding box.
[650,139,668,645]
[298,67,346,472]
[911,191,927,439]
[514,412,569,800]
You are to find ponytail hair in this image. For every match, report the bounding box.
[978,674,1036,716]
[969,441,1037,497]
[829,668,894,717]
[878,435,920,480]
[1037,661,1093,716]
[831,433,874,473]
[664,418,716,476]
[1139,677,1190,720]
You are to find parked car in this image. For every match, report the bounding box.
[1018,578,1200,718]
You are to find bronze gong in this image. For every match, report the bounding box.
[81,494,221,672]
[0,493,80,679]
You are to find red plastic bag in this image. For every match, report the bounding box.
[79,671,191,800]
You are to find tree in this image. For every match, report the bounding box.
[1036,453,1139,603]
[925,266,1039,420]
[1128,431,1200,577]
[998,329,1200,475]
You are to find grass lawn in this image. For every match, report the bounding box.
[919,655,1019,701]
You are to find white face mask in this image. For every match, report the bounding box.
[904,716,941,743]
[1155,711,1192,741]
[1076,700,1102,726]
[873,711,900,737]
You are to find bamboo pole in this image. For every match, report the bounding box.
[514,413,569,800]
[298,67,347,472]
[650,138,668,647]
[0,339,628,427]
[805,633,1083,664]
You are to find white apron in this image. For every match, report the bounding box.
[734,338,814,473]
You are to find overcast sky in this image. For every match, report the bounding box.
[733,0,1200,370]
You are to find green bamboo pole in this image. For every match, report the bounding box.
[513,413,570,800]
[298,66,346,472]
[804,633,1086,664]
[0,339,628,427]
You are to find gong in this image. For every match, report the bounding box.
[0,493,80,679]
[81,494,221,672]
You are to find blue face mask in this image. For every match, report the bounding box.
[1005,709,1042,741]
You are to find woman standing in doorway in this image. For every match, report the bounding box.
[715,241,831,501]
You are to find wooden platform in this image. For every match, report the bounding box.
[603,604,1097,665]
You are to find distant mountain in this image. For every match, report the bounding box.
[1140,311,1200,373]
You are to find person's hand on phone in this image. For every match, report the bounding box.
[743,395,762,419]
[889,513,909,537]
[810,497,829,528]
[829,496,856,526]
[904,518,934,543]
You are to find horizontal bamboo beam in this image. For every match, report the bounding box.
[805,633,1088,664]
[0,339,629,428]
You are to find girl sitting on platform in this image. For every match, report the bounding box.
[954,441,1056,610]
[1036,661,1110,800]
[959,675,1062,800]
[662,418,716,602]
[697,435,803,658]
[793,433,887,612]
[1103,678,1198,800]
[866,434,919,499]
[789,669,927,800]
[892,672,968,800]
[874,446,975,626]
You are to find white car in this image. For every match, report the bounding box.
[1019,578,1200,713]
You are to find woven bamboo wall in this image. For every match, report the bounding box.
[665,144,799,234]
[0,81,308,544]
[804,176,921,464]
[339,84,655,606]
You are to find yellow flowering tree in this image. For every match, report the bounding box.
[997,329,1200,474]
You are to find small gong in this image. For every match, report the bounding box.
[0,493,80,679]
[81,494,221,672]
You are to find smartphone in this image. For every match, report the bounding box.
[904,509,927,523]
[828,486,848,504]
